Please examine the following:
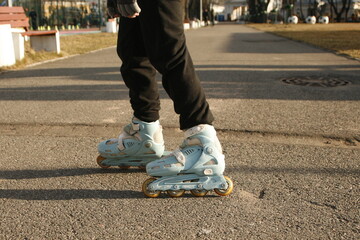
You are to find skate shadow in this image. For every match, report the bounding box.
[0,189,223,200]
[0,168,144,180]
[225,166,360,176]
[0,189,144,200]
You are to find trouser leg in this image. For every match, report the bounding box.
[138,0,214,130]
[117,17,160,122]
[117,0,214,129]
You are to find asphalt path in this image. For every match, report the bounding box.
[0,23,359,239]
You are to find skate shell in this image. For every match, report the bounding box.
[96,119,167,168]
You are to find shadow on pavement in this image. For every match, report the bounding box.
[0,189,222,200]
[227,166,360,176]
[0,189,143,200]
[0,165,358,200]
[0,168,143,180]
[1,67,121,81]
[225,31,360,54]
[1,165,358,181]
[225,32,316,53]
[0,65,359,101]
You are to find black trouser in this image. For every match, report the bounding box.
[117,0,214,130]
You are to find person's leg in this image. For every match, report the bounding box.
[138,0,233,198]
[96,17,165,169]
[117,16,160,122]
[137,0,214,130]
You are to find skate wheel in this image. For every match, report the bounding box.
[119,166,130,170]
[214,176,234,196]
[97,155,111,169]
[167,190,185,198]
[190,189,208,197]
[142,178,161,198]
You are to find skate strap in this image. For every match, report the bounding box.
[118,131,140,151]
[118,133,127,151]
[184,125,205,138]
[173,149,186,165]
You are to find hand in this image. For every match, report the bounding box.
[107,0,141,18]
[127,12,140,18]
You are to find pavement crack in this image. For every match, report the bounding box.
[0,122,359,149]
[345,138,357,146]
[307,200,337,210]
[217,128,359,149]
[337,215,350,223]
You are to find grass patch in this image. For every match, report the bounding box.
[0,32,117,72]
[247,23,360,59]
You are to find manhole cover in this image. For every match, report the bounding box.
[281,77,350,87]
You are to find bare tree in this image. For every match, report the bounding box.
[299,0,305,20]
[248,0,271,23]
[344,0,352,20]
[327,0,352,22]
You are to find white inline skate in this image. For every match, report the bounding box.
[97,118,166,170]
[142,124,233,197]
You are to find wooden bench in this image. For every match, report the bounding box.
[0,6,60,60]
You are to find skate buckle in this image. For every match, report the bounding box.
[197,183,203,188]
[204,169,213,175]
[173,185,179,190]
[206,147,213,154]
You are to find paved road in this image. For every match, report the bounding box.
[1,23,359,239]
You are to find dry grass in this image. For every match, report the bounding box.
[2,24,359,72]
[247,23,360,59]
[60,32,117,55]
[0,32,117,72]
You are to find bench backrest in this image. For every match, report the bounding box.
[0,6,29,29]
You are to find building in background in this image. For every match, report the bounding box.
[222,0,248,21]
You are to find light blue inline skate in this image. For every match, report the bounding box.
[97,118,166,170]
[142,124,233,197]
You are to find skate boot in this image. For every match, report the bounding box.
[97,118,165,170]
[142,124,233,197]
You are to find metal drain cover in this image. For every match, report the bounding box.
[281,77,350,87]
